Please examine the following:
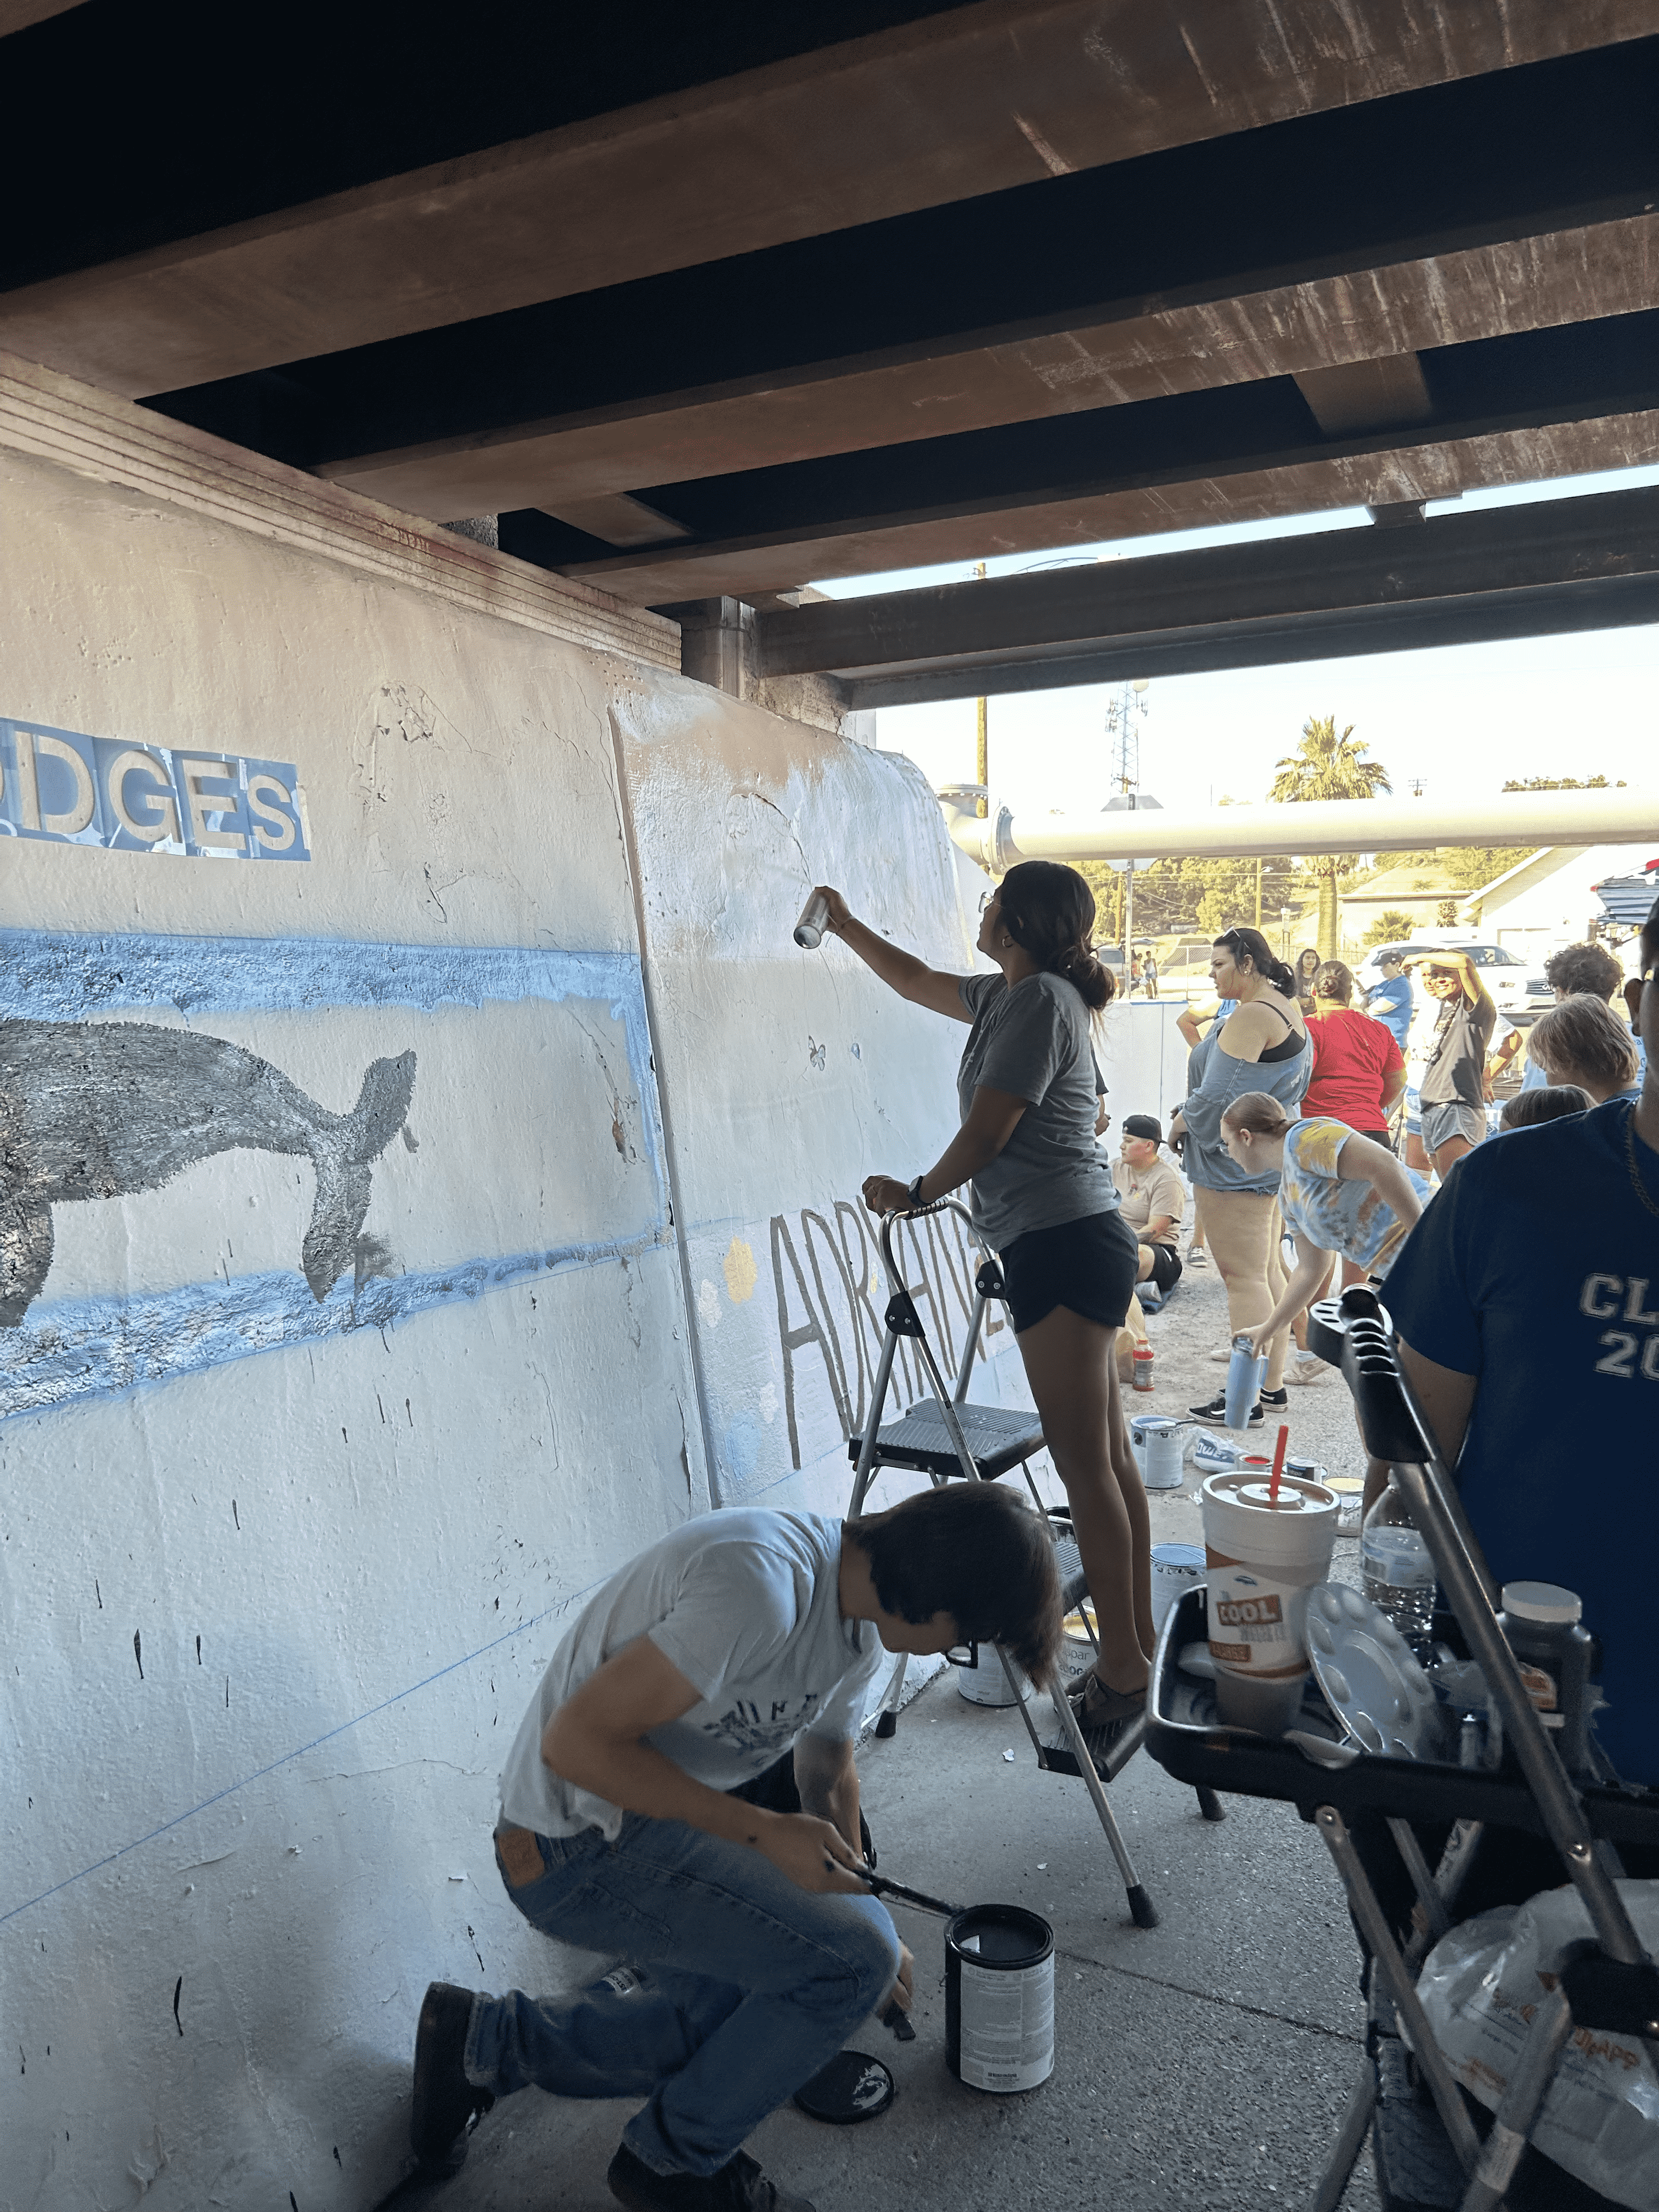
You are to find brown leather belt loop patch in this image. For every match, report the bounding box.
[494,1821,544,1891]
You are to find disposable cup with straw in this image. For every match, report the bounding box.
[1201,1423,1338,1736]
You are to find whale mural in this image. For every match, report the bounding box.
[0,1018,415,1325]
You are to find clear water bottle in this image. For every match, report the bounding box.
[1360,1485,1437,1647]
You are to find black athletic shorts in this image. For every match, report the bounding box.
[998,1207,1139,1335]
[1142,1239,1183,1296]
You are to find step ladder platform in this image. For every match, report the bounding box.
[846,1396,1045,1481]
[1038,1709,1150,1784]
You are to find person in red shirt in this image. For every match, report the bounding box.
[1304,960,1406,1143]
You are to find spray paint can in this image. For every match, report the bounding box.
[793,891,832,949]
[945,1905,1055,2093]
[1132,1342,1154,1392]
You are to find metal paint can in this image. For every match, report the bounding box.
[1150,1542,1206,1633]
[1131,1413,1189,1490]
[793,891,832,948]
[955,1643,1032,1707]
[945,1905,1055,2093]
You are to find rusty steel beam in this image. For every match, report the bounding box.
[747,484,1659,706]
[0,0,1648,398]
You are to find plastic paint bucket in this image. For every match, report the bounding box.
[945,1905,1055,2093]
[955,1644,1032,1708]
[1201,1469,1339,1735]
[1150,1543,1206,1633]
[1130,1414,1189,1491]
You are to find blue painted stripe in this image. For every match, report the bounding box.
[0,1233,672,1425]
[0,928,674,1419]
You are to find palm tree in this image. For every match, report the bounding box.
[1269,716,1391,957]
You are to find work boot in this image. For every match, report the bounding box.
[410,1982,494,2175]
[607,2143,816,2212]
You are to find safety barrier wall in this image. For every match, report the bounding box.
[0,384,1182,2209]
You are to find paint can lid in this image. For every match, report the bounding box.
[1500,1581,1582,1625]
[793,2049,894,2124]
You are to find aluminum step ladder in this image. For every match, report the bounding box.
[1301,1284,1659,2212]
[847,1197,1226,1933]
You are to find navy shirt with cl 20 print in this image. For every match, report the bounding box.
[1380,1100,1659,1786]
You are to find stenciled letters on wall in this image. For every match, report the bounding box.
[0,716,309,860]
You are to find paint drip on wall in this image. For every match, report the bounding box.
[0,1019,414,1324]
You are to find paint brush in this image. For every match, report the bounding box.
[841,1861,966,1920]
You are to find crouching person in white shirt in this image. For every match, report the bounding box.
[410,1483,1060,2211]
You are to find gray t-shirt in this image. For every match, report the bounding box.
[956,970,1118,1249]
[1417,996,1497,1109]
[498,1510,884,1840]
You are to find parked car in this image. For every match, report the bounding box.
[1353,940,1552,1019]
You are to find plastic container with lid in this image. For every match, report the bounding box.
[1495,1581,1599,1780]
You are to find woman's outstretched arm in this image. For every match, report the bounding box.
[812,885,973,1023]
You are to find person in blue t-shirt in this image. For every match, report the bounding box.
[1378,896,1659,1787]
[1362,952,1412,1051]
[1520,945,1646,1096]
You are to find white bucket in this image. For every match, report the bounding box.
[1131,1414,1189,1491]
[1200,1470,1339,1735]
[956,1643,1032,1707]
[1150,1543,1206,1634]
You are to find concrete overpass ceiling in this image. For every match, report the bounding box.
[5,0,1657,659]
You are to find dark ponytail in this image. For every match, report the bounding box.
[1214,925,1296,999]
[998,860,1115,1013]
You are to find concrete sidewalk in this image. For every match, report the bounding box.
[380,1268,1383,2211]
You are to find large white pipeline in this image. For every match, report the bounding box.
[938,783,1659,873]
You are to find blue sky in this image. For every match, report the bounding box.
[812,464,1659,819]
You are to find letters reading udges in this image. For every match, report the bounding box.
[0,719,309,861]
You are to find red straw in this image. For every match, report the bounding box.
[1268,1424,1290,1502]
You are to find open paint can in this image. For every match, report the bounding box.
[945,1905,1054,2093]
[1131,1413,1189,1491]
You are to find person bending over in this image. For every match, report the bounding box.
[1524,991,1642,1105]
[1403,950,1519,1178]
[1168,927,1311,1430]
[1520,940,1646,1094]
[411,1483,1060,2210]
[1372,891,1659,1800]
[1112,1114,1186,1299]
[811,864,1152,1758]
[1218,1094,1424,1369]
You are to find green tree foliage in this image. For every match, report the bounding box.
[1501,775,1626,791]
[1269,715,1392,957]
[1077,854,1303,944]
[1362,910,1416,947]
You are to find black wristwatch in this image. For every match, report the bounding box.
[907,1174,926,1207]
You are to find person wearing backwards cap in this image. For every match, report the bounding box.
[1112,1115,1187,1301]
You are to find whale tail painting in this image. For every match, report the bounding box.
[0,1019,416,1327]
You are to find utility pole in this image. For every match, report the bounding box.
[1255,856,1263,930]
[973,562,988,817]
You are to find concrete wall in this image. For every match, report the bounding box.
[0,364,1186,2211]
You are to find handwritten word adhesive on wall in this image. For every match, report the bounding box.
[0,718,309,861]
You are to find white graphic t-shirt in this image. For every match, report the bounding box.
[498,1510,884,1839]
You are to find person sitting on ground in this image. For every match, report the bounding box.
[411,1483,1061,2209]
[1304,960,1406,1146]
[1499,1081,1592,1132]
[1403,949,1521,1179]
[1372,890,1659,1805]
[1220,1094,1424,1374]
[1362,950,1413,1052]
[1520,940,1646,1093]
[1524,991,1643,1106]
[1111,1114,1187,1301]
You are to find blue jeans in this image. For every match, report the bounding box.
[465,1815,901,2177]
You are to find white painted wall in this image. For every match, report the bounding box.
[0,434,708,2212]
[0,375,1187,2211]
